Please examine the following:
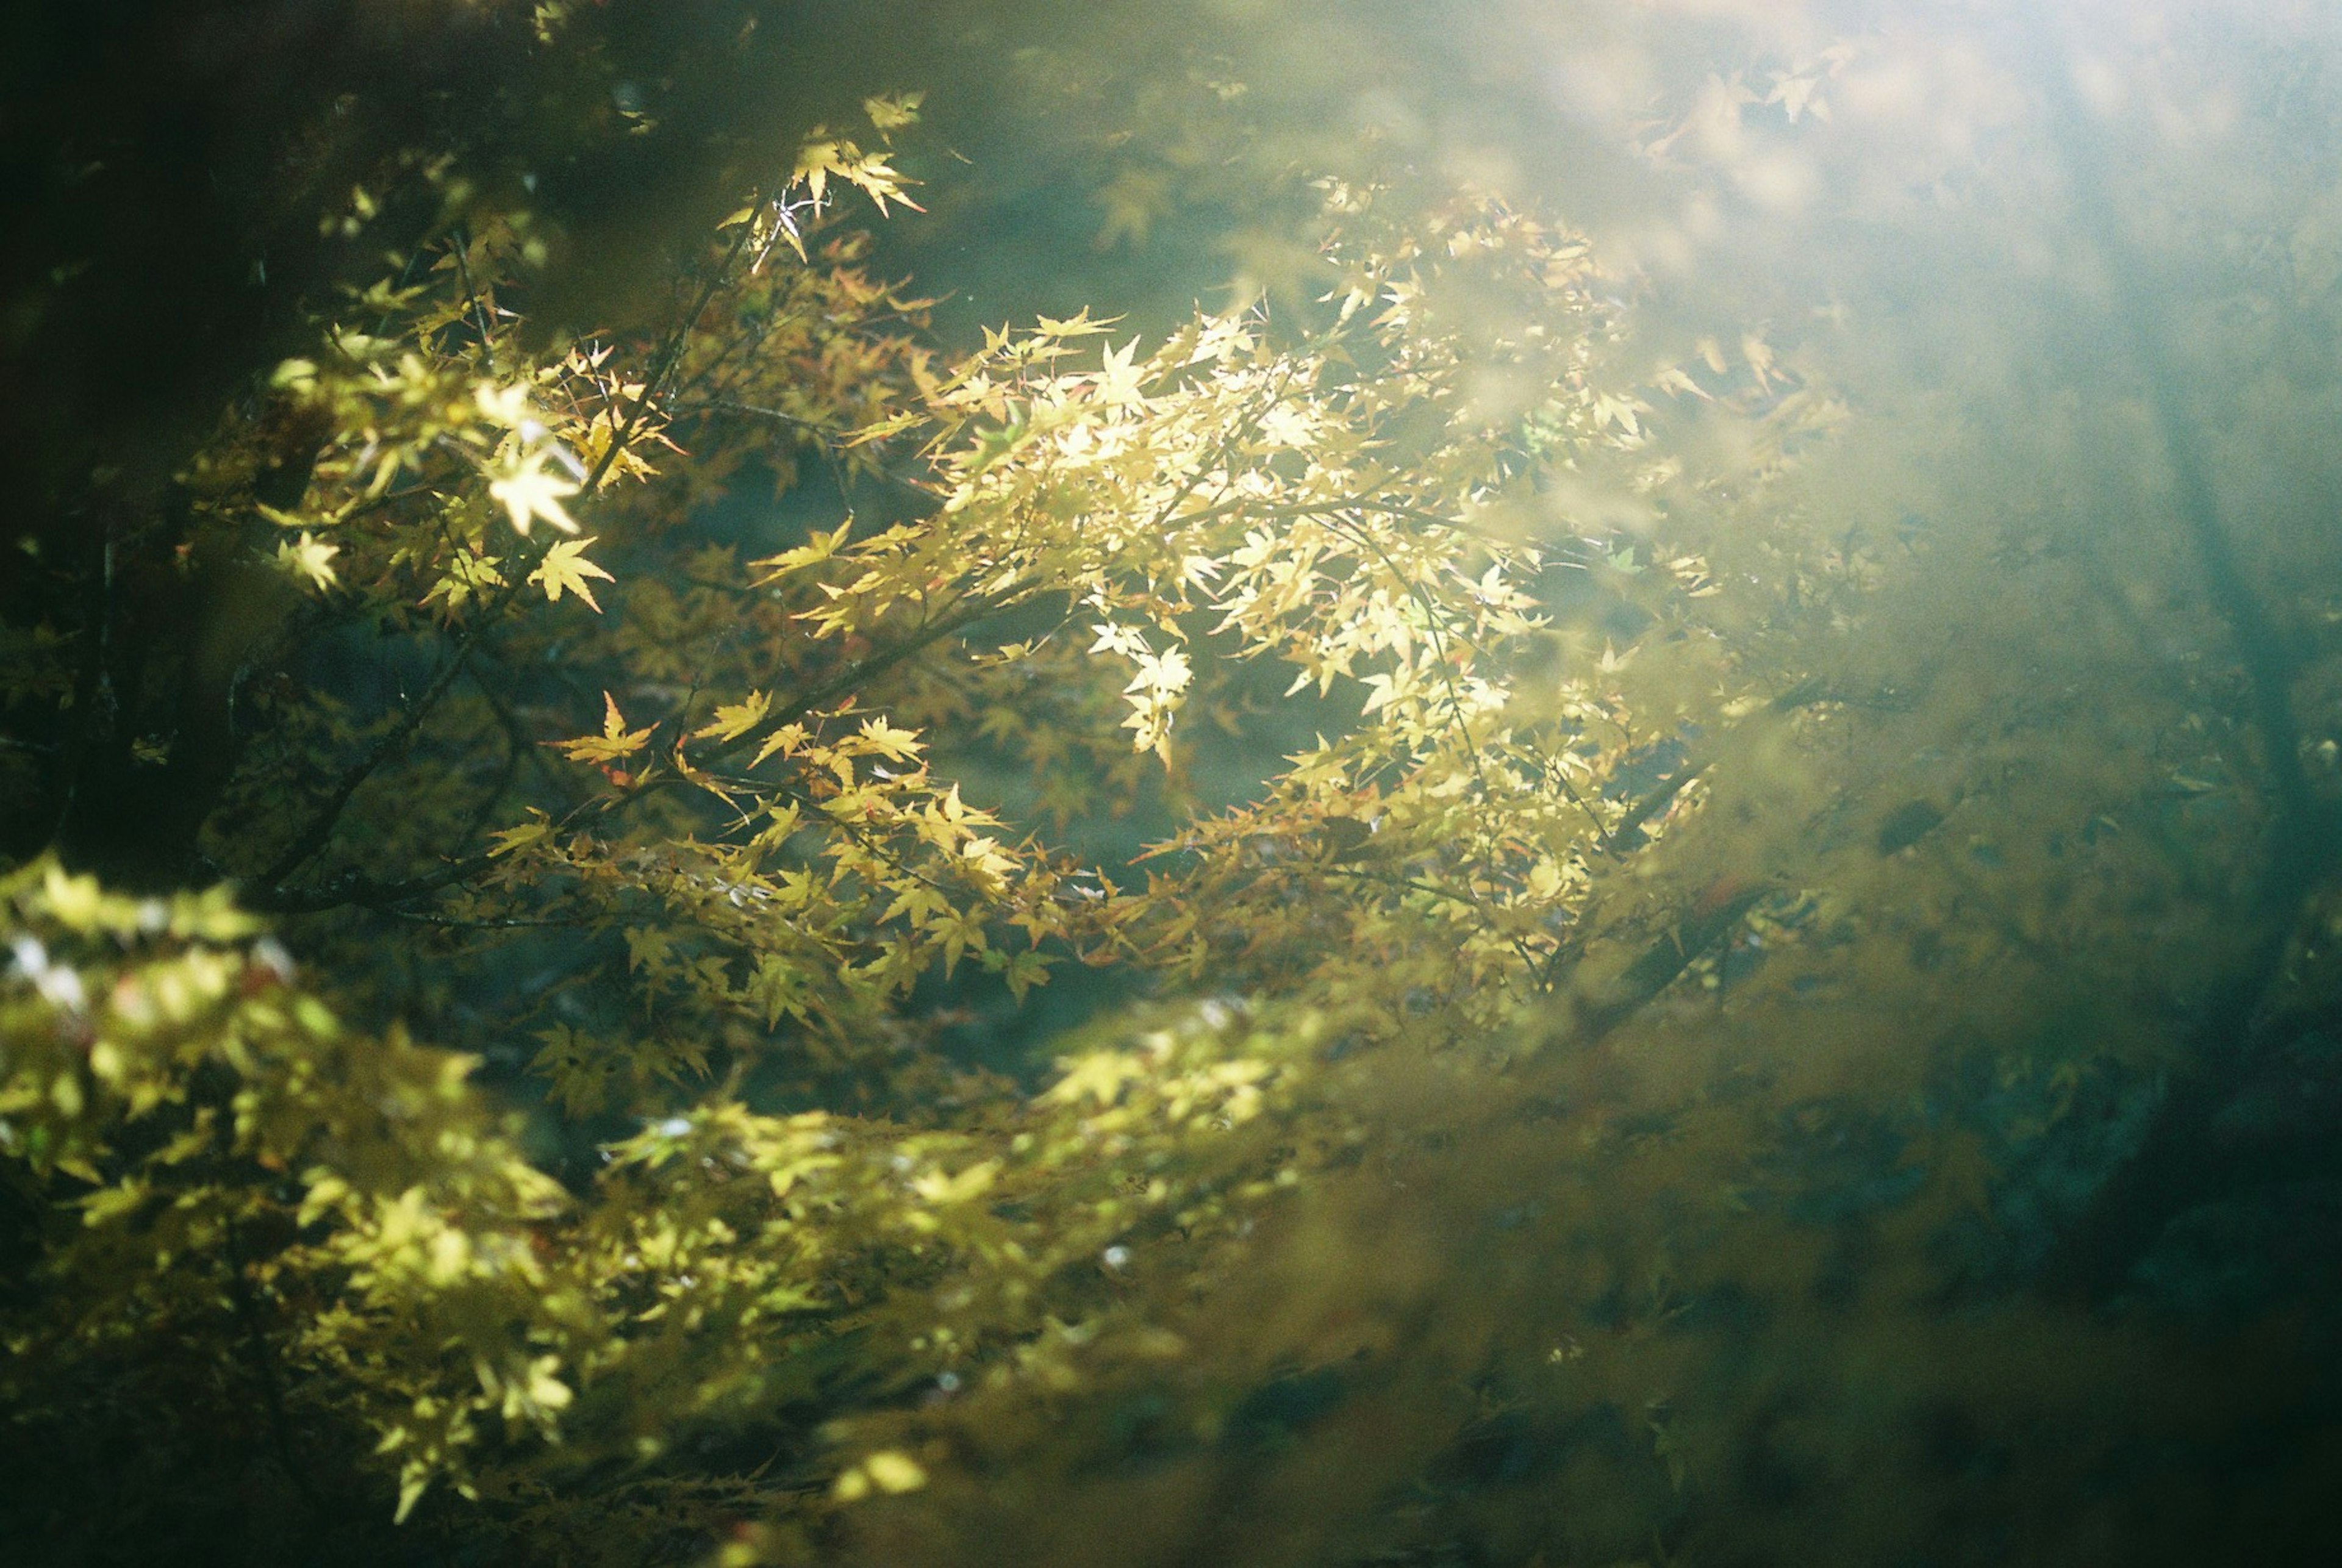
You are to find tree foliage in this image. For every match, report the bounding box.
[6,4,2342,1566]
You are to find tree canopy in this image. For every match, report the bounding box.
[5,4,2342,1566]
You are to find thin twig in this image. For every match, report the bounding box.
[253,227,759,904]
[221,1214,330,1520]
[451,226,498,374]
[253,635,484,892]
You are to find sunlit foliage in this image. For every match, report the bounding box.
[6,5,2342,1566]
[0,84,1746,1555]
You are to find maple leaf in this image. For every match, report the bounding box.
[556,692,654,765]
[691,690,772,743]
[486,810,553,857]
[473,380,536,428]
[747,521,850,584]
[792,132,924,214]
[530,537,615,611]
[862,91,924,132]
[1091,337,1147,406]
[1002,948,1054,1004]
[1124,647,1192,697]
[1045,1050,1142,1107]
[274,531,340,592]
[490,452,582,537]
[854,715,923,764]
[420,551,507,616]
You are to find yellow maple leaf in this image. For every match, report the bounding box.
[691,690,772,743]
[490,451,582,537]
[1091,337,1147,406]
[747,521,849,584]
[862,91,923,132]
[556,692,654,765]
[274,531,340,592]
[854,715,923,763]
[420,550,506,615]
[486,810,553,857]
[529,537,614,612]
